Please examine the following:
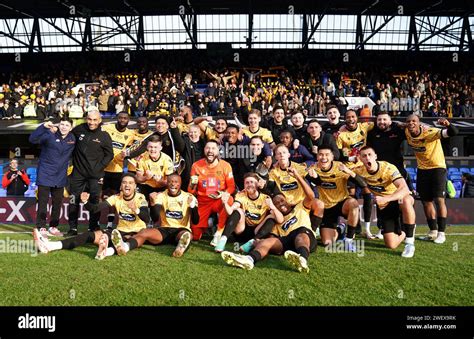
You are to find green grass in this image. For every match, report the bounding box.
[0,224,472,306]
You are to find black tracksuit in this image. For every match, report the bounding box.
[69,123,113,230]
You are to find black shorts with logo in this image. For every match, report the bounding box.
[377,201,402,235]
[417,168,447,201]
[157,227,190,245]
[321,200,349,229]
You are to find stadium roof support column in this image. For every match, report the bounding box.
[302,14,324,49]
[459,16,472,52]
[180,2,197,49]
[355,14,364,50]
[137,15,145,50]
[408,15,419,51]
[247,13,253,49]
[28,17,42,53]
[82,16,93,51]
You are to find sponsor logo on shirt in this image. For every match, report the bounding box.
[281,216,297,231]
[165,210,184,219]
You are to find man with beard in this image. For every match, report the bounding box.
[366,112,415,239]
[126,116,153,174]
[34,174,149,260]
[109,174,198,258]
[262,105,295,144]
[367,112,413,189]
[336,110,374,170]
[188,140,236,243]
[221,167,317,273]
[355,147,417,258]
[194,116,228,143]
[405,115,458,244]
[322,105,344,138]
[214,173,283,253]
[102,112,135,229]
[300,119,340,160]
[67,109,113,235]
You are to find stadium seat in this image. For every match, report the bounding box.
[459,167,470,174]
[450,174,462,181]
[26,167,37,176]
[471,168,474,175]
[0,188,6,197]
[448,167,460,173]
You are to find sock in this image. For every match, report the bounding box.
[405,237,415,245]
[128,238,139,251]
[249,250,262,263]
[295,246,310,260]
[310,214,323,232]
[362,193,372,222]
[437,217,447,232]
[427,218,438,231]
[223,210,240,237]
[403,224,415,238]
[255,219,275,239]
[122,242,130,253]
[219,235,228,244]
[346,224,357,239]
[105,247,115,257]
[364,221,371,233]
[61,231,95,250]
[48,241,63,251]
[107,214,114,228]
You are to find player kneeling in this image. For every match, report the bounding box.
[355,146,416,258]
[110,173,199,258]
[33,174,149,260]
[214,173,283,253]
[221,167,319,273]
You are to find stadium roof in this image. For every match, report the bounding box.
[0,0,472,18]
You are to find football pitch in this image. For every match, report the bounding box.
[0,224,472,307]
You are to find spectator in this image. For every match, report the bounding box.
[461,173,474,198]
[2,158,30,196]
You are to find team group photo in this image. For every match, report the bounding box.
[0,3,472,333]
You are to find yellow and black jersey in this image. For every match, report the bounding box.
[127,129,153,172]
[310,161,350,209]
[272,202,316,238]
[354,161,402,208]
[336,122,374,168]
[153,191,197,229]
[200,120,221,141]
[234,191,271,226]
[405,127,446,169]
[242,126,274,144]
[102,124,135,173]
[136,152,174,188]
[176,121,192,135]
[269,161,307,205]
[106,193,148,233]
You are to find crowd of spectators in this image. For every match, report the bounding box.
[0,51,472,120]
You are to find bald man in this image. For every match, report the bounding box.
[68,108,113,235]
